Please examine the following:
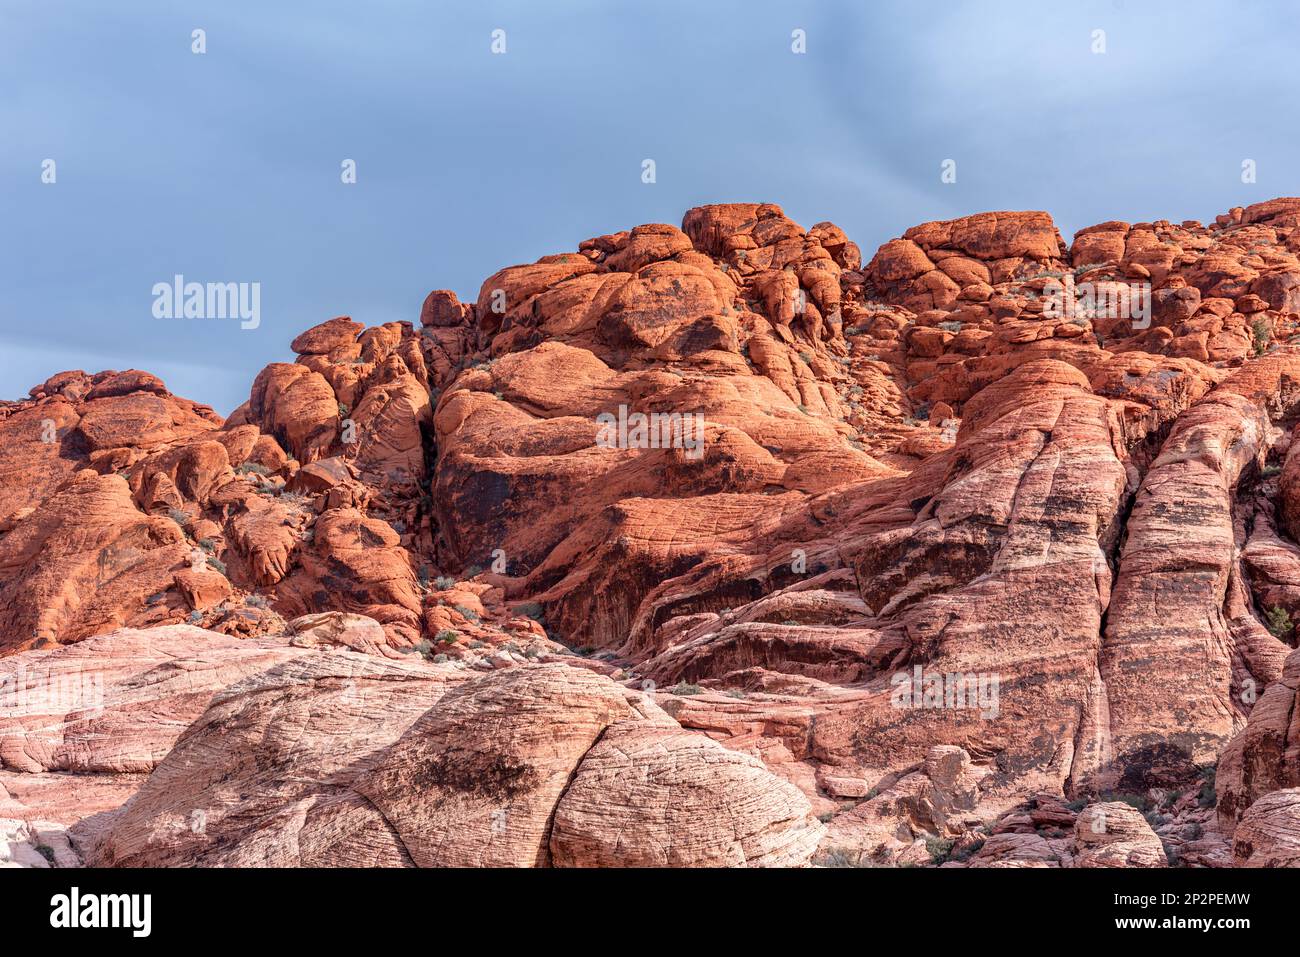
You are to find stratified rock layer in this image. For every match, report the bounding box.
[10,198,1300,866]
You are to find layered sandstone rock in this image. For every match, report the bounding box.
[85,658,821,867]
[10,199,1300,866]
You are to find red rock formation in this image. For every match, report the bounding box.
[10,199,1300,866]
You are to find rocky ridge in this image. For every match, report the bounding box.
[7,198,1300,866]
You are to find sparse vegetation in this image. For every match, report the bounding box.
[206,556,228,577]
[812,847,878,868]
[1265,605,1293,639]
[670,682,705,696]
[236,462,271,477]
[1197,766,1217,808]
[433,576,457,590]
[1101,792,1151,813]
[950,838,985,862]
[925,836,956,863]
[516,601,545,622]
[435,628,460,645]
[1252,317,1271,356]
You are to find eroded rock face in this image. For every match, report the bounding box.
[1232,788,1300,866]
[84,658,822,868]
[11,199,1300,866]
[0,625,305,774]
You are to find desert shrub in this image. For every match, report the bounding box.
[812,847,876,868]
[435,628,459,645]
[1265,605,1293,639]
[1252,317,1271,356]
[516,601,545,622]
[1101,792,1151,813]
[236,462,271,477]
[206,557,228,577]
[1197,766,1217,808]
[925,837,956,863]
[670,682,704,696]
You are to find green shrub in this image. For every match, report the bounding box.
[670,682,704,696]
[1101,791,1151,813]
[925,836,956,863]
[435,628,459,645]
[433,575,457,590]
[206,557,228,577]
[1252,318,1271,356]
[236,462,271,477]
[1265,606,1293,639]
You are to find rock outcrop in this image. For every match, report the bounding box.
[10,198,1300,866]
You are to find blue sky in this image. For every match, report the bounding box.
[3,0,1298,414]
